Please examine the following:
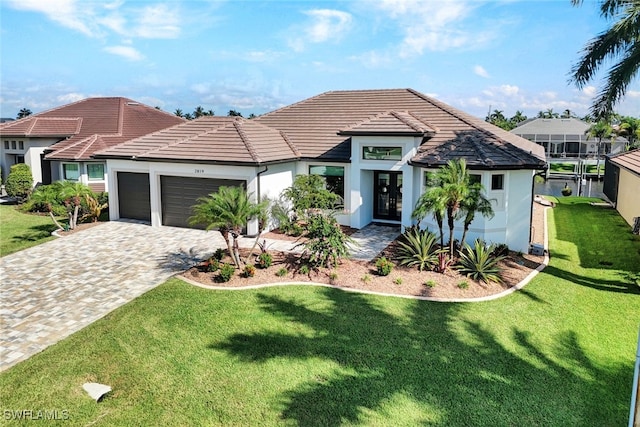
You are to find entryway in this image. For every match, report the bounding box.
[374,171,402,221]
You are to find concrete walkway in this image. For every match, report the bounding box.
[1,221,397,372]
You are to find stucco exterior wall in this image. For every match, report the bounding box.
[616,167,640,227]
[416,168,535,253]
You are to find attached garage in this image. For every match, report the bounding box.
[160,175,245,228]
[117,172,151,221]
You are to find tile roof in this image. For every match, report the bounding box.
[0,97,184,160]
[511,117,627,144]
[609,149,640,176]
[95,116,300,164]
[256,88,546,168]
[96,89,546,170]
[339,111,437,136]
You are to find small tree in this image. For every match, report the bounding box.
[281,174,339,218]
[299,212,353,268]
[5,163,33,201]
[28,184,65,229]
[189,186,266,268]
[59,181,93,229]
[459,184,495,248]
[412,173,446,247]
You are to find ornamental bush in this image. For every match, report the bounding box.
[5,163,33,201]
[300,212,352,268]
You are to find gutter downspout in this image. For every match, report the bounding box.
[256,165,268,203]
[629,325,640,427]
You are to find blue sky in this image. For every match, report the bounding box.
[1,0,638,120]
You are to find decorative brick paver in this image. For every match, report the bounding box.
[0,221,225,371]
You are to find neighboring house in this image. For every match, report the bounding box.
[511,118,626,158]
[97,89,546,253]
[603,149,640,228]
[0,98,184,191]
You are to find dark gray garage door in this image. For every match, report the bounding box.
[117,172,151,221]
[160,176,245,228]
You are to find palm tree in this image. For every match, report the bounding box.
[188,186,266,268]
[412,174,446,248]
[59,181,93,229]
[617,116,640,149]
[586,120,613,179]
[174,109,184,118]
[510,111,528,126]
[459,184,495,248]
[29,184,64,230]
[570,0,640,118]
[421,159,471,257]
[17,108,32,119]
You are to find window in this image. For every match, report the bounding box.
[11,141,16,149]
[491,174,504,190]
[309,165,345,202]
[63,163,80,181]
[18,141,24,150]
[87,163,104,181]
[3,141,8,149]
[363,146,402,160]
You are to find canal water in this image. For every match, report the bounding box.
[534,177,605,199]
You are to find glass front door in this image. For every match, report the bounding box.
[374,171,402,221]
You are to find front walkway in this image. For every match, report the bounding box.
[1,221,395,372]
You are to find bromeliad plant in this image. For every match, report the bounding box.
[457,239,506,284]
[396,227,442,271]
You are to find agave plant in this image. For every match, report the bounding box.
[457,239,506,284]
[396,228,442,271]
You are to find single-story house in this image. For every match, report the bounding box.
[511,117,626,158]
[0,97,184,191]
[603,149,640,229]
[96,89,546,253]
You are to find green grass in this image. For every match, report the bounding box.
[1,198,639,425]
[549,163,576,173]
[0,204,59,256]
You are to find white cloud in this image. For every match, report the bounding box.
[627,90,640,98]
[474,65,490,78]
[7,0,97,36]
[349,50,394,68]
[104,45,144,61]
[56,93,86,104]
[583,86,597,97]
[288,9,352,51]
[6,0,182,40]
[498,84,519,97]
[372,0,494,57]
[131,4,181,39]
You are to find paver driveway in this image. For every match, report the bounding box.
[0,221,225,371]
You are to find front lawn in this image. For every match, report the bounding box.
[0,204,59,256]
[1,198,638,425]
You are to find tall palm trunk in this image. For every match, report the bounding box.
[447,206,456,257]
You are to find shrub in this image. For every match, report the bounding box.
[218,263,235,282]
[561,186,572,196]
[243,264,256,278]
[257,252,272,269]
[424,280,437,288]
[375,257,394,276]
[270,197,299,235]
[458,281,469,290]
[281,174,339,216]
[329,271,338,283]
[457,239,506,284]
[299,264,310,275]
[397,228,441,271]
[361,274,371,283]
[276,267,288,277]
[435,252,453,274]
[393,277,403,285]
[207,257,220,272]
[301,213,352,268]
[212,248,225,261]
[492,243,510,258]
[5,163,33,201]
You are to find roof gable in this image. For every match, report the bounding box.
[339,111,437,136]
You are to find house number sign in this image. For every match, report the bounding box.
[195,169,205,174]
